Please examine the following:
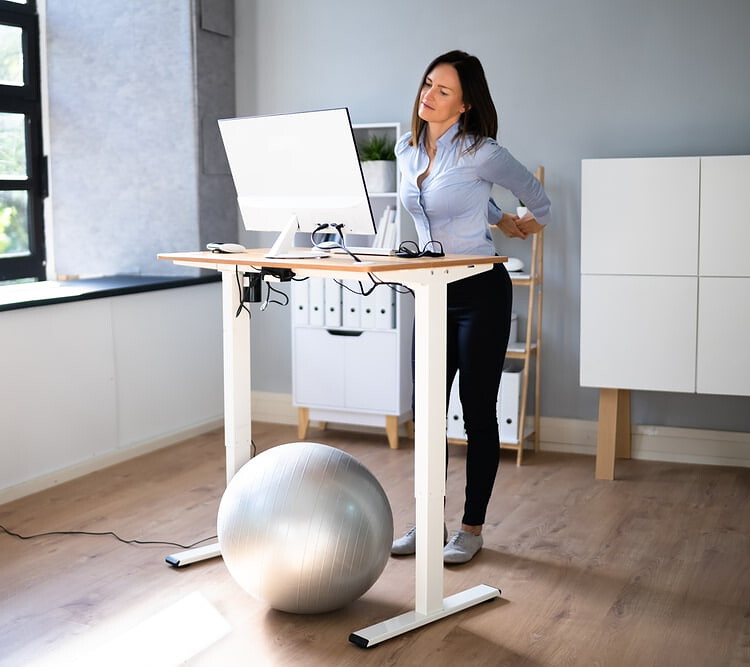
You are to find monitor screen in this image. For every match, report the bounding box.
[218,108,376,238]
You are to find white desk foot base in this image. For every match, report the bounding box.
[165,542,221,568]
[349,584,501,648]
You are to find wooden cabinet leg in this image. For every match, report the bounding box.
[385,415,399,449]
[297,407,309,440]
[615,390,631,460]
[595,388,631,480]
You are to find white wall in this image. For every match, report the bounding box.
[235,0,750,434]
[0,283,223,502]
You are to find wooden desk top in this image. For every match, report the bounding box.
[158,249,507,274]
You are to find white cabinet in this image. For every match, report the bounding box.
[292,122,414,448]
[696,277,750,395]
[699,156,750,277]
[580,155,750,397]
[293,319,408,415]
[580,274,698,392]
[580,157,699,276]
[291,279,413,448]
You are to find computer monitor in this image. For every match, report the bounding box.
[218,108,376,258]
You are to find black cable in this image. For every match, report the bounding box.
[260,280,289,310]
[366,273,414,297]
[0,439,260,550]
[332,274,413,303]
[310,222,363,262]
[235,265,252,318]
[336,277,368,296]
[0,523,217,550]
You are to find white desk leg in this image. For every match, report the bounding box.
[220,269,253,484]
[166,270,253,567]
[412,278,449,614]
[350,273,500,647]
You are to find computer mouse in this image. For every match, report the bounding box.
[506,257,524,272]
[207,242,246,253]
[316,241,340,250]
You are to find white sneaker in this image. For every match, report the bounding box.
[443,530,483,564]
[391,524,448,556]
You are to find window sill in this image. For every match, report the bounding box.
[0,274,221,312]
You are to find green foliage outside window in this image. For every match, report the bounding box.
[0,201,26,254]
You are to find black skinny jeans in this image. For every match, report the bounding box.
[413,261,513,526]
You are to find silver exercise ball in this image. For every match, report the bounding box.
[217,441,393,614]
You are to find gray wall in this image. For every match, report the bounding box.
[46,0,235,278]
[235,0,750,432]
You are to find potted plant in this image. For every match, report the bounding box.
[358,134,397,193]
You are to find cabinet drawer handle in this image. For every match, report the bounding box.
[326,329,364,337]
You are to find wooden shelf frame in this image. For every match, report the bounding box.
[501,165,545,465]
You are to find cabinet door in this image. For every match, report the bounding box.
[580,274,697,392]
[699,155,750,277]
[344,330,399,412]
[581,157,699,276]
[293,327,399,413]
[292,328,346,407]
[696,277,750,396]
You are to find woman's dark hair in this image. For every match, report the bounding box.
[409,50,498,152]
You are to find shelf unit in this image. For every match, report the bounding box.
[447,166,545,465]
[504,214,544,464]
[294,122,412,448]
[341,122,402,250]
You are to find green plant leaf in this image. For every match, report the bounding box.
[358,134,395,161]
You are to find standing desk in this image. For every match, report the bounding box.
[157,248,506,647]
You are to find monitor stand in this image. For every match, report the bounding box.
[265,215,328,259]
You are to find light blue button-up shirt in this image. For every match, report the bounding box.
[396,122,551,256]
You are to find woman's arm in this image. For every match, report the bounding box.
[494,211,529,239]
[489,197,529,238]
[478,142,551,226]
[516,208,545,235]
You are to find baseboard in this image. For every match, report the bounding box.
[540,417,750,468]
[254,393,750,469]
[0,417,224,505]
[252,391,298,425]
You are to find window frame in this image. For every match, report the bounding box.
[0,0,46,282]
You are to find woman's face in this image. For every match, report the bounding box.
[418,63,467,127]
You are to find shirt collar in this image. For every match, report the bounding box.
[420,121,461,151]
[439,122,461,146]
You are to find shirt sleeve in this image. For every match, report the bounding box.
[488,197,503,225]
[476,141,551,225]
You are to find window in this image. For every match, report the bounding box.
[0,0,44,282]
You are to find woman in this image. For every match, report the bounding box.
[391,50,550,564]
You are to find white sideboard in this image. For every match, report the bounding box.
[291,278,413,448]
[580,155,750,478]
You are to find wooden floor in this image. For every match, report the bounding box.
[1,423,749,666]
